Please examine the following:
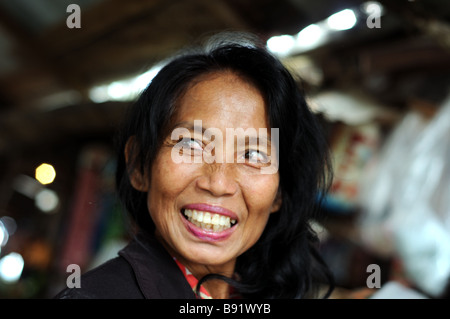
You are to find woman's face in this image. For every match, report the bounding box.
[134,71,280,270]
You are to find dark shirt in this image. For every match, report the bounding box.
[54,232,196,299]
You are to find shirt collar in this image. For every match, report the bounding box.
[119,232,196,299]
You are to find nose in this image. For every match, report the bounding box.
[196,163,238,197]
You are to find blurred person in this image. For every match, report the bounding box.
[54,32,334,299]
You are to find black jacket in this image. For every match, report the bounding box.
[54,232,196,299]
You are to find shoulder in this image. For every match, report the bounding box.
[54,256,143,299]
[118,233,196,299]
[54,233,195,299]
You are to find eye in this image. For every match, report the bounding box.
[244,149,269,164]
[179,137,202,150]
[175,137,203,156]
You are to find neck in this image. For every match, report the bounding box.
[155,233,236,299]
[181,257,236,299]
[202,278,232,299]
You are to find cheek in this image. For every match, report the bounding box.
[242,174,279,211]
[237,174,279,252]
[148,150,200,214]
[147,153,196,235]
[151,151,192,193]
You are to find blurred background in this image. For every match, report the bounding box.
[0,0,449,299]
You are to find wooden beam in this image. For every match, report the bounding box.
[0,8,87,105]
[39,0,175,58]
[0,0,255,110]
[40,0,252,88]
[378,0,450,51]
[199,0,250,32]
[358,36,450,75]
[0,100,128,156]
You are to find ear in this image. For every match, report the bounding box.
[270,188,282,213]
[125,137,149,192]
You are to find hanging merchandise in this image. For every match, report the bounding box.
[357,111,429,257]
[358,95,450,297]
[325,122,381,214]
[58,145,111,273]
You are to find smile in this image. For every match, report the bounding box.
[180,203,239,242]
[183,209,237,232]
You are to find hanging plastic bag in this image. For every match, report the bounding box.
[358,94,450,297]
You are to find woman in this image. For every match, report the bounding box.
[56,33,334,299]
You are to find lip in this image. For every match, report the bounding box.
[180,203,239,242]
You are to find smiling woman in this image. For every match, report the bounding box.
[54,32,334,299]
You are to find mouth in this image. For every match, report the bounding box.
[180,203,239,242]
[182,208,237,233]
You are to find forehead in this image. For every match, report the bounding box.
[173,71,268,129]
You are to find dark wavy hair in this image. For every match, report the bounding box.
[115,32,334,299]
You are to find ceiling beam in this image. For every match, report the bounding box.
[0,8,89,107]
[358,36,450,75]
[0,0,249,108]
[39,0,180,58]
[378,0,450,51]
[38,0,250,88]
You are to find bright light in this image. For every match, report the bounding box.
[361,1,384,16]
[88,85,109,103]
[297,24,325,48]
[327,9,357,31]
[0,220,7,246]
[107,81,130,101]
[35,189,59,213]
[35,163,56,185]
[266,34,295,55]
[88,64,162,103]
[0,252,24,284]
[0,217,16,247]
[132,65,162,93]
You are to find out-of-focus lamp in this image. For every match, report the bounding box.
[35,163,56,185]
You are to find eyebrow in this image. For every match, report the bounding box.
[171,121,206,134]
[170,121,272,146]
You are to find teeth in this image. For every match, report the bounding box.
[203,212,211,224]
[219,215,227,226]
[183,209,237,232]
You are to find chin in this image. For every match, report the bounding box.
[184,247,234,267]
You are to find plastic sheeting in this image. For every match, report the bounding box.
[358,95,450,297]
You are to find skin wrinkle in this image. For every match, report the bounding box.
[169,123,272,165]
[129,71,281,299]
